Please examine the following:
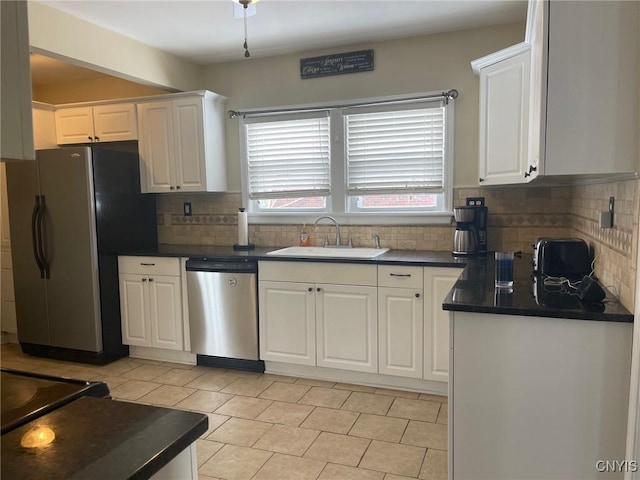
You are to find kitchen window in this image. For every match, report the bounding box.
[239,92,454,224]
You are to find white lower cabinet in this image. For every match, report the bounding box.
[316,284,377,373]
[119,256,184,351]
[258,280,316,365]
[258,261,377,371]
[258,261,464,386]
[378,287,423,378]
[423,267,463,382]
[377,264,425,379]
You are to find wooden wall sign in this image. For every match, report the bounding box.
[300,49,374,79]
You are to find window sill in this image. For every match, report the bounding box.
[247,212,454,226]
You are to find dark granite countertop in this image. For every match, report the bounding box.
[150,244,470,267]
[119,245,633,323]
[442,254,633,323]
[1,396,208,480]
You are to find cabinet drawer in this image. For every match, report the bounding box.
[259,261,376,286]
[118,256,180,276]
[378,265,423,289]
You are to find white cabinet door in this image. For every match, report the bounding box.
[378,287,423,378]
[137,101,176,193]
[55,107,95,144]
[173,97,207,192]
[316,284,378,373]
[259,280,316,365]
[423,267,461,382]
[92,104,138,142]
[137,93,227,194]
[477,50,532,185]
[1,1,34,161]
[148,275,183,351]
[543,1,639,177]
[119,274,152,347]
[56,104,137,144]
[32,103,57,150]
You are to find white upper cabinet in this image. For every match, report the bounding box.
[542,0,638,177]
[137,91,228,193]
[32,102,58,150]
[473,45,532,185]
[55,104,138,144]
[1,1,34,161]
[472,0,639,185]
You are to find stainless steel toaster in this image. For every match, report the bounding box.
[532,237,592,279]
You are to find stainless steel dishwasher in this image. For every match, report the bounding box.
[186,259,261,367]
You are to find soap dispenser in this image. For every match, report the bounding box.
[299,223,310,247]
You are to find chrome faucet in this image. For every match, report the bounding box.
[373,234,381,249]
[313,215,344,247]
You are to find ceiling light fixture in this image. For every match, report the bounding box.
[233,0,259,58]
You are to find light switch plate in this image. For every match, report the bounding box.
[599,211,612,229]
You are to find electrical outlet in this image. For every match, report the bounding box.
[183,202,192,216]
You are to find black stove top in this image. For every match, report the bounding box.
[0,368,110,434]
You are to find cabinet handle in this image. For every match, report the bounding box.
[142,278,147,282]
[524,165,537,178]
[390,273,411,277]
[316,287,321,292]
[308,287,313,292]
[479,177,484,183]
[149,278,154,282]
[140,263,155,266]
[176,185,181,190]
[415,293,420,298]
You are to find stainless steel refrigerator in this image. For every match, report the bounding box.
[6,146,157,364]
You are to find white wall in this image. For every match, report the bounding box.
[27,1,203,92]
[203,22,525,190]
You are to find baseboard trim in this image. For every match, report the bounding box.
[264,361,447,395]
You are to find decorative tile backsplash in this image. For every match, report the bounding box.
[156,179,638,310]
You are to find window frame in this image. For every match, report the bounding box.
[239,91,455,225]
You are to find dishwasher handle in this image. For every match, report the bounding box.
[186,259,257,273]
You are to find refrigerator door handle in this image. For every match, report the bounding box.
[38,195,50,279]
[31,195,45,278]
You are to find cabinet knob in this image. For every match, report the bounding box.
[478,177,484,183]
[316,287,321,292]
[308,287,313,292]
[170,186,175,190]
[415,293,420,298]
[88,136,93,141]
[94,136,100,142]
[142,278,147,282]
[148,278,154,282]
[176,185,181,190]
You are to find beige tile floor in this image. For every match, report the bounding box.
[0,343,448,480]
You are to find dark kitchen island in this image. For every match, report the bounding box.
[1,396,207,480]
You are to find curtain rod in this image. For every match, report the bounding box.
[227,89,458,119]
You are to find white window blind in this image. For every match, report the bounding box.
[345,102,445,195]
[245,112,330,199]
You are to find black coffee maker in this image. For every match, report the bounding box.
[452,197,488,256]
[466,197,487,254]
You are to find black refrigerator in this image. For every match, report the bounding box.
[6,146,157,364]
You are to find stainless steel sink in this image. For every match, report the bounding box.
[267,246,389,259]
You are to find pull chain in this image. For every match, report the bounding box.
[243,3,250,58]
